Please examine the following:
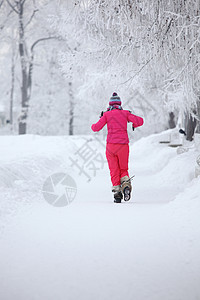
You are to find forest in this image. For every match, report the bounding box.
[0,0,199,140]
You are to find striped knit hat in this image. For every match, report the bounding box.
[109,92,121,106]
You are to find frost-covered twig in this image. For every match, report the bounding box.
[119,57,154,86]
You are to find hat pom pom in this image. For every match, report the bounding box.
[112,92,117,96]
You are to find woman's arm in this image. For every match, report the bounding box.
[127,112,144,128]
[91,114,107,132]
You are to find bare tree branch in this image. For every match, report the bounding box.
[6,0,19,13]
[0,0,4,9]
[27,36,60,101]
[0,9,14,31]
[31,36,59,52]
[164,18,173,36]
[21,0,27,6]
[24,8,39,28]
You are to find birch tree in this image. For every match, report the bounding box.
[2,0,58,134]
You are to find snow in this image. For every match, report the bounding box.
[0,131,200,300]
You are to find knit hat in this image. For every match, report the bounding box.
[109,92,121,106]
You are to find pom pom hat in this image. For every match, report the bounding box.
[109,92,121,106]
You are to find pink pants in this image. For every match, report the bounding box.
[106,143,129,186]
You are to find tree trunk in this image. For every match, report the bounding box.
[168,112,176,129]
[185,112,196,141]
[68,82,74,135]
[10,44,15,126]
[196,98,200,133]
[18,1,28,135]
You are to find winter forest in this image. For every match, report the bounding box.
[0,1,200,300]
[0,0,199,137]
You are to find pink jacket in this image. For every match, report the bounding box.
[91,109,144,144]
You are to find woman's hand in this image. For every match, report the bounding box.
[100,111,104,118]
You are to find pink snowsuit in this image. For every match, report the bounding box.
[91,109,144,187]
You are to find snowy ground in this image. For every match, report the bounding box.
[0,131,200,300]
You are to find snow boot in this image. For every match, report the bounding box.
[114,191,123,203]
[112,185,123,203]
[120,176,132,201]
[123,186,131,201]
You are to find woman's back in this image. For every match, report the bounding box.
[92,109,143,144]
[105,109,130,144]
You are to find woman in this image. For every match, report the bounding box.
[91,92,144,203]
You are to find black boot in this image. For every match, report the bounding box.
[114,191,123,203]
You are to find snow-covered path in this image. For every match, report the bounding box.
[0,133,200,300]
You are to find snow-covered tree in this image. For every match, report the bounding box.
[0,0,61,134]
[74,0,200,138]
